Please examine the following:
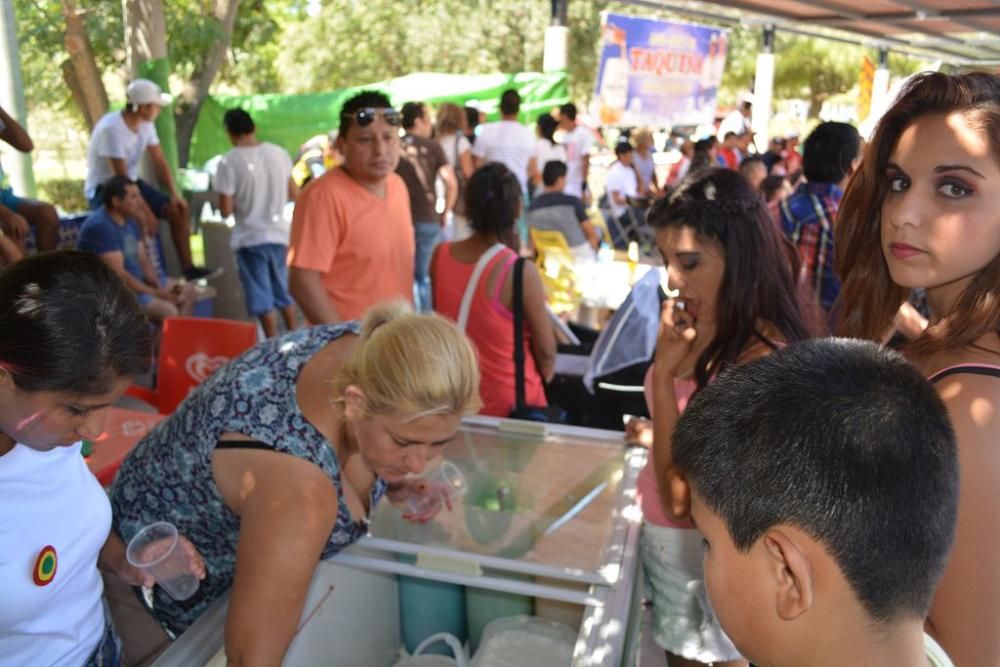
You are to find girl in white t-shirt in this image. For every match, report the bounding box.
[0,251,204,666]
[533,113,567,192]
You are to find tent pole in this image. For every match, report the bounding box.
[752,25,776,153]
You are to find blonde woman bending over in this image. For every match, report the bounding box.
[108,302,481,665]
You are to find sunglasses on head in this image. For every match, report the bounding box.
[340,107,401,128]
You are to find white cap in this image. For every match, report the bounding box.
[126,79,172,107]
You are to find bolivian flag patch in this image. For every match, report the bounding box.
[33,546,57,586]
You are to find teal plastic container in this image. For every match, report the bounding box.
[399,574,468,656]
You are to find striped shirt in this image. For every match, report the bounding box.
[471,120,536,192]
[779,182,843,313]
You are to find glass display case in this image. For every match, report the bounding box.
[153,416,647,666]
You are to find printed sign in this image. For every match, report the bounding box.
[594,13,727,128]
[185,352,229,383]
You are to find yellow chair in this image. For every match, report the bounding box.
[528,228,582,315]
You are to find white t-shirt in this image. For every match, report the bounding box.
[717,109,751,141]
[0,440,111,666]
[214,142,294,249]
[438,133,472,170]
[471,120,536,192]
[924,633,955,667]
[535,139,567,175]
[605,162,638,219]
[85,110,160,199]
[560,126,595,198]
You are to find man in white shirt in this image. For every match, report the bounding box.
[215,108,299,337]
[558,103,594,202]
[85,79,216,280]
[471,89,536,195]
[718,95,753,142]
[605,142,640,248]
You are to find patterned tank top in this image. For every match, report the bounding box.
[109,323,387,635]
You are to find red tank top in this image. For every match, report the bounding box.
[432,242,548,416]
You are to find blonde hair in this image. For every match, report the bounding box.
[333,301,482,418]
[436,102,467,136]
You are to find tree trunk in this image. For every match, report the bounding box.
[61,2,108,131]
[123,0,168,74]
[175,0,241,167]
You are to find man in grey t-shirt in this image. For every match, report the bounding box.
[526,160,598,263]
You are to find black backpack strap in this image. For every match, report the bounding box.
[512,257,526,412]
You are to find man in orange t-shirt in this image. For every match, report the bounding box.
[288,91,414,322]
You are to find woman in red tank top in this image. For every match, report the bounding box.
[430,162,556,417]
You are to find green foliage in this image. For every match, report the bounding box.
[719,25,930,117]
[37,177,86,213]
[13,0,303,116]
[274,0,543,92]
[13,0,934,130]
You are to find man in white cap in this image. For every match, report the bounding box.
[84,79,217,280]
[717,93,754,141]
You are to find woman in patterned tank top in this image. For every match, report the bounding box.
[110,302,481,664]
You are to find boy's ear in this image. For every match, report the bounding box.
[343,385,367,420]
[761,526,815,621]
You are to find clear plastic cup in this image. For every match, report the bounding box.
[125,521,200,601]
[406,461,468,515]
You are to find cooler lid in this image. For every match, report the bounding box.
[360,416,645,587]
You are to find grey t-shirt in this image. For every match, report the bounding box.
[526,191,589,248]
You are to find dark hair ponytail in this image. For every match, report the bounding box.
[465,162,522,240]
[0,251,152,395]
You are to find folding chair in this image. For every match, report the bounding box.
[529,228,582,315]
[126,316,258,414]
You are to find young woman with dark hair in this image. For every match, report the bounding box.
[533,113,565,191]
[836,71,1000,666]
[430,162,556,416]
[630,168,810,667]
[0,250,203,666]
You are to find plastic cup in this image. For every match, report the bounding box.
[405,461,468,515]
[125,522,200,601]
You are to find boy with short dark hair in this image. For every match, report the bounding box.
[672,338,958,667]
[216,108,298,337]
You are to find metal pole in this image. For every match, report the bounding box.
[543,0,569,72]
[551,0,568,26]
[0,0,36,197]
[870,47,892,128]
[752,25,776,152]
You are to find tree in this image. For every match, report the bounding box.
[61,1,108,130]
[14,0,293,164]
[270,0,622,109]
[720,24,928,118]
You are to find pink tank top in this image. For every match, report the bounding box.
[432,242,548,417]
[637,342,789,528]
[636,366,697,528]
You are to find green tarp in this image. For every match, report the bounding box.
[188,70,569,168]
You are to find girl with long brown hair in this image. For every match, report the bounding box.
[836,71,1000,666]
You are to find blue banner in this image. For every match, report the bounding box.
[593,13,727,128]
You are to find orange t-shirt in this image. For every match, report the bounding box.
[288,167,414,320]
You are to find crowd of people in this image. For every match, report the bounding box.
[0,70,996,667]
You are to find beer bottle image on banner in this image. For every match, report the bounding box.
[599,24,628,125]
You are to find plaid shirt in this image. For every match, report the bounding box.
[779,182,843,312]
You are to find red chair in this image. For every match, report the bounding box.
[127,317,258,414]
